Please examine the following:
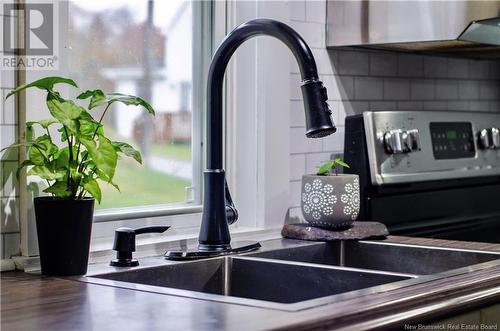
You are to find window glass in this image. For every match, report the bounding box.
[67,0,195,210]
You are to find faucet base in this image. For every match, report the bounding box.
[164,241,261,261]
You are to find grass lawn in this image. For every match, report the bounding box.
[97,161,191,210]
[150,143,191,161]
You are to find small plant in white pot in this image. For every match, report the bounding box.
[301,159,360,229]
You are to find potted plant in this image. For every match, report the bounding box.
[301,159,360,229]
[2,76,154,276]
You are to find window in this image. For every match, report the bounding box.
[25,0,209,220]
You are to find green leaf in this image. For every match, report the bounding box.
[334,158,350,169]
[27,135,58,166]
[58,126,68,142]
[83,178,101,203]
[6,77,77,99]
[43,181,72,198]
[28,165,66,180]
[46,93,83,134]
[34,135,58,155]
[28,145,46,165]
[77,89,106,110]
[54,147,70,169]
[317,160,335,176]
[79,135,117,180]
[79,117,103,136]
[112,141,142,164]
[93,167,120,191]
[105,93,155,115]
[26,119,59,129]
[95,136,118,180]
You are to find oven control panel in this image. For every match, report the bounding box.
[429,122,475,159]
[361,111,500,185]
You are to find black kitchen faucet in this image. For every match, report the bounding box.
[165,18,336,260]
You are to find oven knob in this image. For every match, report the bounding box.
[383,130,403,154]
[492,128,500,149]
[478,128,499,149]
[407,129,421,151]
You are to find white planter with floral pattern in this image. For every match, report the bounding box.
[301,174,360,229]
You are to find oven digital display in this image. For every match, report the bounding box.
[430,122,475,159]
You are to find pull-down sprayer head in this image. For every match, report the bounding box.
[301,79,336,138]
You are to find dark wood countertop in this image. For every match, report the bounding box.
[3,236,500,331]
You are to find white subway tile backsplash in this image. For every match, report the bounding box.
[305,0,326,23]
[370,53,398,77]
[424,57,447,78]
[291,21,324,48]
[354,77,383,100]
[458,80,479,100]
[383,78,410,100]
[435,79,458,100]
[290,73,302,100]
[489,102,500,112]
[447,59,469,79]
[289,0,306,21]
[289,180,302,207]
[290,100,305,127]
[411,79,435,100]
[336,101,347,124]
[489,61,500,79]
[336,75,354,100]
[287,2,498,214]
[398,55,424,77]
[305,152,331,174]
[338,51,369,76]
[340,101,369,117]
[469,101,490,112]
[447,101,469,111]
[290,127,322,153]
[313,49,334,75]
[424,101,448,110]
[479,81,500,100]
[321,75,341,100]
[369,101,397,111]
[397,101,424,110]
[469,60,490,79]
[290,154,306,181]
[323,126,345,152]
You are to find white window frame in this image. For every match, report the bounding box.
[18,0,217,255]
[19,0,293,257]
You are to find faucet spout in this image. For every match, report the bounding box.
[198,18,336,251]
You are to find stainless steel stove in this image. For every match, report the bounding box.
[344,110,500,243]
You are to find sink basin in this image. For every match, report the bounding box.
[248,241,500,275]
[88,256,410,310]
[83,239,500,311]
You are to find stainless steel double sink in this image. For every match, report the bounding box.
[83,239,500,311]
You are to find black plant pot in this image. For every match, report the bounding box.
[34,197,95,276]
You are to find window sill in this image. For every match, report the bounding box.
[13,227,283,272]
[89,226,282,264]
